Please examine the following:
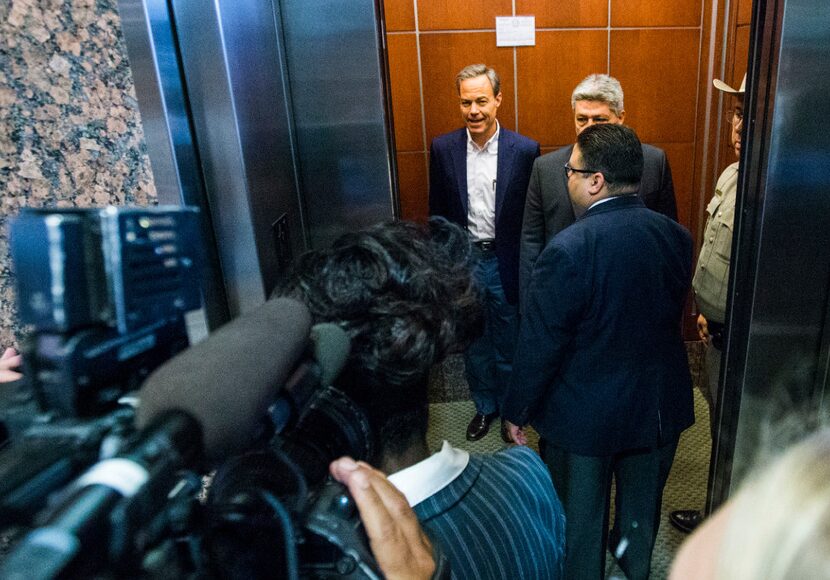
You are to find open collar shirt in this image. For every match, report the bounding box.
[466,122,500,241]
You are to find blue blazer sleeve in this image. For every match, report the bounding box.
[503,241,586,425]
[519,158,546,308]
[428,139,449,218]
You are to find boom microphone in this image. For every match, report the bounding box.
[136,297,312,460]
[268,323,352,436]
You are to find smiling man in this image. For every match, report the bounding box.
[519,74,678,306]
[429,64,540,442]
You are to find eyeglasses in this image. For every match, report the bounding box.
[564,163,597,177]
[726,109,744,126]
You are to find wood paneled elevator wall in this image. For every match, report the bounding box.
[383,0,751,337]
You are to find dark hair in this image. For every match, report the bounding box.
[276,218,482,457]
[576,123,644,193]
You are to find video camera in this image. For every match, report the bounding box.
[0,207,381,579]
[1,207,202,523]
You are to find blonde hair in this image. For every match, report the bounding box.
[715,428,830,579]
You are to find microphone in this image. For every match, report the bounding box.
[267,323,351,435]
[2,298,315,578]
[136,297,312,460]
[204,323,369,579]
[264,323,369,488]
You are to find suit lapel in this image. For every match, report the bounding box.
[451,131,468,216]
[496,129,515,221]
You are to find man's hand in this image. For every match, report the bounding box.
[504,420,528,446]
[697,314,710,343]
[0,347,23,383]
[329,457,436,580]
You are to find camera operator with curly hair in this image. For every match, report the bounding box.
[280,218,565,580]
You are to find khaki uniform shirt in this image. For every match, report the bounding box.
[693,162,739,323]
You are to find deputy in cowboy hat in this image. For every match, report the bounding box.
[670,73,746,534]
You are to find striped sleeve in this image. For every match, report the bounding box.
[418,447,566,580]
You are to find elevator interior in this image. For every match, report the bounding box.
[117,0,830,513]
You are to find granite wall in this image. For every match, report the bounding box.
[0,0,157,348]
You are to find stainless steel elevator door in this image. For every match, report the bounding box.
[278,0,398,249]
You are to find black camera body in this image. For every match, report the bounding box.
[10,206,202,419]
[1,207,202,525]
[0,207,379,579]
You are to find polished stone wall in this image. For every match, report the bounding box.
[0,0,157,347]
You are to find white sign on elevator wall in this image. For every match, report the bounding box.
[496,16,535,47]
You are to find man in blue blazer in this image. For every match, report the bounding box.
[504,124,694,580]
[429,64,540,442]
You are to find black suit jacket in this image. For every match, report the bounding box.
[519,143,677,306]
[504,195,694,455]
[429,127,540,304]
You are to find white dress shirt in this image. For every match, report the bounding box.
[466,123,499,241]
[586,193,637,212]
[387,441,470,507]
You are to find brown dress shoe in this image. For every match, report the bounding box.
[466,412,497,441]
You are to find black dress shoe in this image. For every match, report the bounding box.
[669,509,703,534]
[500,419,512,443]
[466,412,497,441]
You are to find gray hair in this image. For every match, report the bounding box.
[571,74,625,115]
[456,64,501,96]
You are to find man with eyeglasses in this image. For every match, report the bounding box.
[503,123,694,580]
[519,74,678,306]
[670,74,746,535]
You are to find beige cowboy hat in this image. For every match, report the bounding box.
[713,73,746,94]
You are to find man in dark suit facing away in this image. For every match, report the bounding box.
[519,73,678,306]
[429,64,540,442]
[503,123,694,580]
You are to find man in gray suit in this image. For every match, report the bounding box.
[519,74,678,304]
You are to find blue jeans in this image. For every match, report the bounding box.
[464,249,518,416]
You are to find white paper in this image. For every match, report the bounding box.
[496,16,536,47]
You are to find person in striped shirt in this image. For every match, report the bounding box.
[280,218,565,579]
